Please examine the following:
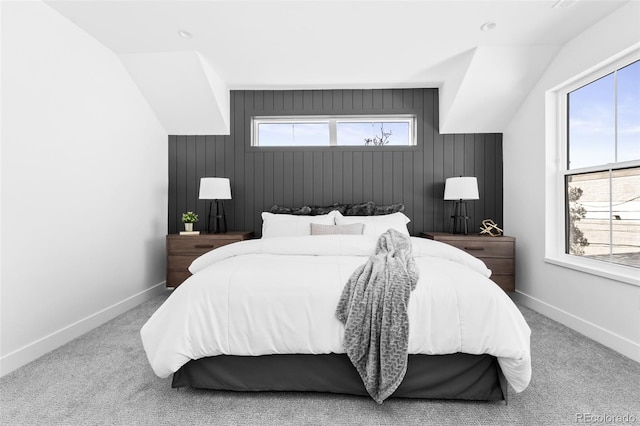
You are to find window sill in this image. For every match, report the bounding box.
[544,255,640,287]
[245,145,421,153]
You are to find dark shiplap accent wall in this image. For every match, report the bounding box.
[168,89,503,236]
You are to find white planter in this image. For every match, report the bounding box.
[184,223,194,232]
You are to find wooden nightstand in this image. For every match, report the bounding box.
[166,231,253,288]
[420,232,516,292]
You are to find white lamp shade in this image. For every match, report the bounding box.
[199,177,232,200]
[444,177,479,200]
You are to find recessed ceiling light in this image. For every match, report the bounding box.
[177,30,192,39]
[480,22,497,32]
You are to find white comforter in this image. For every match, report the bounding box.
[141,235,531,393]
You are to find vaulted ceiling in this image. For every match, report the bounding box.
[45,0,630,134]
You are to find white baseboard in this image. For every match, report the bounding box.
[513,290,640,363]
[0,282,167,377]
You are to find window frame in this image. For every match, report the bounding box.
[251,114,417,148]
[545,46,640,286]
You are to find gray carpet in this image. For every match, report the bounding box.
[1,291,639,426]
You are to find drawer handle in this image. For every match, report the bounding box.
[194,244,215,249]
[464,247,485,251]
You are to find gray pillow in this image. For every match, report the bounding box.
[310,223,365,235]
[344,201,375,216]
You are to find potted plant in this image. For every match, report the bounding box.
[181,211,198,232]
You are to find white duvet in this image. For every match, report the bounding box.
[141,235,531,393]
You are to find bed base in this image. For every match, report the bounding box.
[172,353,507,402]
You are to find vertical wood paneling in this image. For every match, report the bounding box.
[464,134,476,228]
[175,136,187,232]
[195,135,207,225]
[303,151,314,205]
[322,151,333,205]
[433,131,445,232]
[253,153,265,232]
[186,136,197,214]
[168,135,178,231]
[402,151,415,230]
[363,90,374,110]
[332,90,343,111]
[373,151,384,203]
[168,89,504,237]
[312,90,322,111]
[495,135,504,227]
[484,134,497,222]
[353,90,363,111]
[282,151,294,207]
[293,151,304,204]
[302,90,312,111]
[342,151,353,202]
[382,151,393,205]
[312,152,323,205]
[352,151,364,202]
[293,91,304,111]
[475,134,487,232]
[362,151,373,203]
[232,94,245,230]
[244,151,254,234]
[343,90,353,111]
[263,151,274,209]
[392,152,403,207]
[332,151,343,203]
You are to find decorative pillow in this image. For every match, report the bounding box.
[269,205,312,215]
[334,211,411,237]
[309,203,348,216]
[270,201,403,217]
[373,203,405,215]
[344,201,376,216]
[261,211,336,238]
[271,203,347,216]
[310,223,365,235]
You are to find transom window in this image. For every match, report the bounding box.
[251,115,416,147]
[563,58,640,269]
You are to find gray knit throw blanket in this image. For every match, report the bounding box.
[335,229,419,404]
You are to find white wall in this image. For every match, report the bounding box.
[503,2,640,361]
[0,1,168,375]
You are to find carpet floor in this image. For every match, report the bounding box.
[1,291,639,425]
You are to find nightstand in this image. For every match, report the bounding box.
[166,231,253,288]
[420,232,516,292]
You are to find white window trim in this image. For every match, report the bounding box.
[544,45,640,287]
[251,114,417,147]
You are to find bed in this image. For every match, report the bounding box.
[141,205,531,402]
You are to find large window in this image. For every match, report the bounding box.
[564,59,640,269]
[252,115,416,147]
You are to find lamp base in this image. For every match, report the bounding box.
[449,200,471,235]
[210,200,227,234]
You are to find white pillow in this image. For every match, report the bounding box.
[261,211,337,238]
[334,211,411,237]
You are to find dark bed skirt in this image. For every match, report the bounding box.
[172,353,507,401]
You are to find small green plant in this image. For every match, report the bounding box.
[181,211,198,224]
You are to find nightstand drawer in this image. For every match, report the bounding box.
[166,232,254,288]
[167,255,198,272]
[490,275,515,293]
[420,232,516,292]
[167,238,234,255]
[440,240,513,258]
[167,271,192,288]
[482,258,515,275]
